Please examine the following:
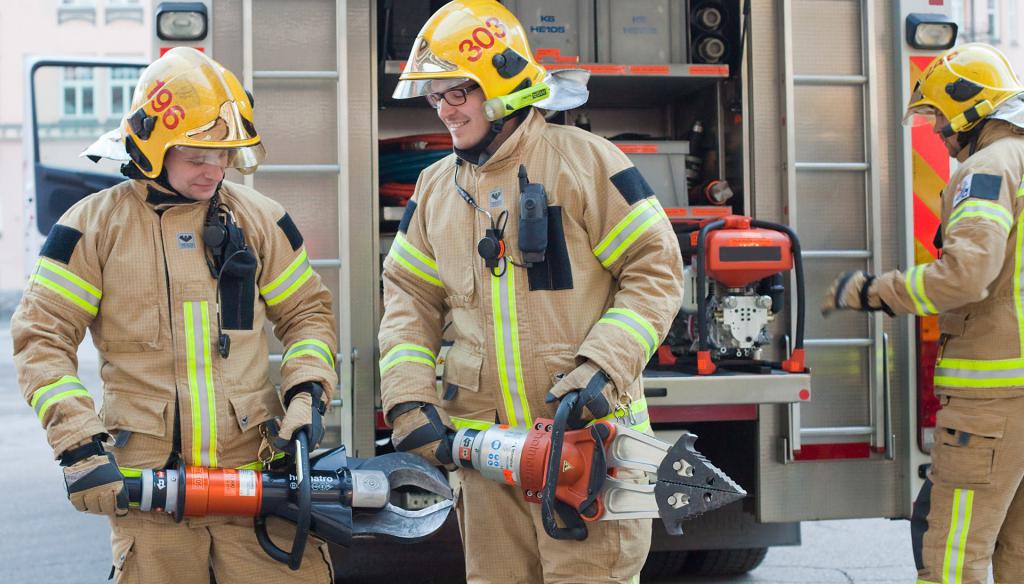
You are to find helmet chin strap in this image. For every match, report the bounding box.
[454,107,530,166]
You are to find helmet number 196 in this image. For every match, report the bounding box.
[146,79,187,130]
[458,18,507,63]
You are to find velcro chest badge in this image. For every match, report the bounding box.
[952,173,1003,208]
[177,232,197,250]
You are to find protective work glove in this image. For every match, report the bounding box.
[60,437,128,517]
[388,402,456,470]
[266,381,327,452]
[821,270,894,317]
[545,361,614,424]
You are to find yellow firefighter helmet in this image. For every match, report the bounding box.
[123,47,266,178]
[904,42,1024,136]
[392,0,549,120]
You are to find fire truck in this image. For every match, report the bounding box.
[24,0,958,578]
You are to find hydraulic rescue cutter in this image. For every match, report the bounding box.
[450,391,747,540]
[122,430,453,570]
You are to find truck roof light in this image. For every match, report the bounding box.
[156,2,208,42]
[906,13,957,50]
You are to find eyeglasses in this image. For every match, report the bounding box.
[425,84,480,109]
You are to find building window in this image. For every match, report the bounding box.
[109,67,140,118]
[106,0,144,24]
[57,0,97,24]
[986,0,1000,44]
[1010,0,1019,46]
[62,67,96,118]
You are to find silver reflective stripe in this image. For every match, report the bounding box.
[594,199,664,267]
[600,311,657,357]
[492,266,531,427]
[379,344,436,375]
[33,259,102,315]
[389,233,442,286]
[934,365,1024,380]
[185,301,217,468]
[260,250,313,306]
[944,488,974,584]
[283,339,335,369]
[31,377,88,419]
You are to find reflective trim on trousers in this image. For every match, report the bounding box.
[593,198,667,268]
[260,248,314,306]
[492,266,531,427]
[947,200,1013,233]
[282,338,336,369]
[31,258,102,315]
[943,488,974,584]
[30,375,91,422]
[597,308,659,360]
[389,232,442,287]
[379,343,436,376]
[905,265,938,316]
[185,301,217,468]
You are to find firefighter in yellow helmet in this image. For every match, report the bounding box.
[380,1,683,582]
[822,43,1024,583]
[12,47,338,582]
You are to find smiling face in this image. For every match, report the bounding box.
[164,146,227,201]
[430,80,491,150]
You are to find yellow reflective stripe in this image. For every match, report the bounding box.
[379,343,436,376]
[592,397,650,431]
[593,198,667,268]
[260,249,314,306]
[947,200,1013,232]
[904,265,938,315]
[235,452,286,470]
[185,301,217,468]
[389,233,443,287]
[492,265,531,427]
[119,467,143,478]
[1016,211,1024,358]
[599,308,659,360]
[283,339,335,369]
[944,488,974,584]
[935,356,1024,387]
[32,258,102,315]
[450,416,493,431]
[30,375,91,421]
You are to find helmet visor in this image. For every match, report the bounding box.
[902,104,941,128]
[393,76,471,100]
[172,143,266,175]
[184,100,259,145]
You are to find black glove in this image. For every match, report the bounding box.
[821,270,894,316]
[545,364,613,428]
[267,381,327,451]
[389,402,456,469]
[60,436,128,517]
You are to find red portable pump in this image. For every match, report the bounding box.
[664,215,806,375]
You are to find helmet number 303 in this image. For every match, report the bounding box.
[146,79,186,130]
[458,17,508,63]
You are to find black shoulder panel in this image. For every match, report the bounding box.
[40,224,83,264]
[398,200,418,234]
[609,167,655,206]
[276,213,304,251]
[968,173,1002,201]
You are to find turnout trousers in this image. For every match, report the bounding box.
[916,395,1024,584]
[108,510,333,583]
[453,467,651,583]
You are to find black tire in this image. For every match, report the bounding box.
[682,547,768,576]
[640,550,689,580]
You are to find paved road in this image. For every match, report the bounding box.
[0,319,973,583]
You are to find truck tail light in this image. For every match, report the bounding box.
[917,316,940,453]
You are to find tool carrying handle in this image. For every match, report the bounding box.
[255,429,312,570]
[541,393,589,541]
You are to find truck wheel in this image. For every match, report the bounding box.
[682,547,768,576]
[640,551,689,580]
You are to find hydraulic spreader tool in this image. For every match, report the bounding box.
[122,430,453,570]
[449,384,747,540]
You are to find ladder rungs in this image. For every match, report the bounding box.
[794,74,867,86]
[254,70,339,80]
[795,162,869,172]
[801,425,873,438]
[802,250,871,259]
[803,338,873,348]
